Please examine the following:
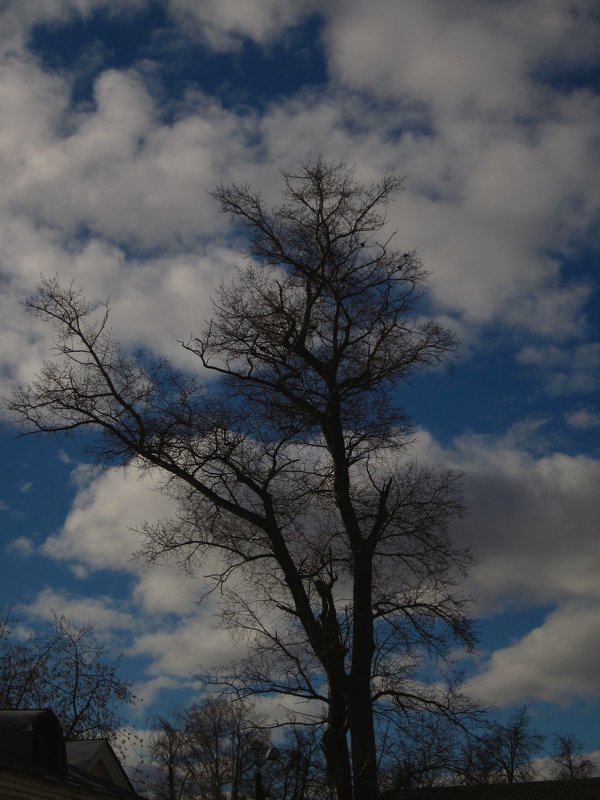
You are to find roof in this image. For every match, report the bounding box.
[0,709,145,799]
[65,739,135,792]
[0,709,67,774]
[388,778,600,800]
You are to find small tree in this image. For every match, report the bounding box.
[551,733,596,780]
[6,157,477,800]
[462,707,544,784]
[0,609,135,747]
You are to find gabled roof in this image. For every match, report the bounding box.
[66,739,135,792]
[390,778,600,800]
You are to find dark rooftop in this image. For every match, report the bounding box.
[0,709,144,799]
[387,778,600,800]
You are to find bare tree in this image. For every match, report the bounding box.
[149,697,269,800]
[550,733,596,780]
[149,714,191,800]
[269,725,328,800]
[460,707,544,785]
[380,713,473,791]
[6,157,477,800]
[0,609,134,749]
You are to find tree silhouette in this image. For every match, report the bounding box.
[0,609,134,749]
[6,157,477,800]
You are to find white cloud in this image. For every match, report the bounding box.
[252,693,325,729]
[22,587,134,632]
[469,602,600,705]
[533,751,600,780]
[517,342,600,395]
[57,449,73,465]
[0,64,253,248]
[130,614,241,678]
[133,567,208,616]
[0,2,596,404]
[0,0,598,731]
[166,0,316,50]
[566,408,600,429]
[131,675,197,708]
[324,0,599,116]
[316,0,600,339]
[412,428,600,612]
[42,465,174,573]
[7,535,34,556]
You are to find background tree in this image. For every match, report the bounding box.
[269,725,328,800]
[6,157,477,800]
[0,608,135,749]
[460,707,544,784]
[380,713,475,791]
[148,696,302,800]
[150,699,327,800]
[550,733,596,780]
[149,712,191,800]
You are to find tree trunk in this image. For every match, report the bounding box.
[322,675,353,800]
[350,549,378,800]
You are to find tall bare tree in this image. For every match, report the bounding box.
[6,157,477,800]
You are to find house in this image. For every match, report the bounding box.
[386,777,600,799]
[0,709,145,799]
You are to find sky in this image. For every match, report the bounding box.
[0,0,599,769]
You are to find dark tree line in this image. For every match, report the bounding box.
[383,706,596,792]
[147,698,596,798]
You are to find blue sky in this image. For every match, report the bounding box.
[0,0,599,769]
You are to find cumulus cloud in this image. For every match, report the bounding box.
[566,408,600,429]
[324,0,599,115]
[133,567,209,616]
[6,536,34,557]
[1,67,228,246]
[130,614,242,678]
[0,5,596,416]
[469,602,600,705]
[167,0,317,50]
[412,427,600,612]
[427,418,600,706]
[0,9,596,368]
[131,675,197,708]
[317,0,600,339]
[517,342,600,395]
[42,465,174,573]
[0,0,598,728]
[21,587,134,632]
[31,420,599,707]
